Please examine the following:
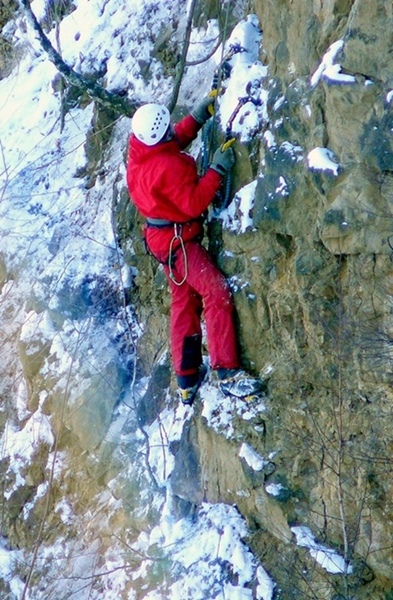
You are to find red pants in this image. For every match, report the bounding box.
[164,242,239,377]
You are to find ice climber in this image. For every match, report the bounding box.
[126,99,265,404]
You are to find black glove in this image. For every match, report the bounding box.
[191,96,215,125]
[210,145,235,175]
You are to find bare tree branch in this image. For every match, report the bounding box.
[168,0,198,113]
[18,0,136,117]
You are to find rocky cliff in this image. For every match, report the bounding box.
[1,0,393,598]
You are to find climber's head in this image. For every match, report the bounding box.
[131,103,171,146]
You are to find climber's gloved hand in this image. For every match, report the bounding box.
[191,96,216,125]
[210,145,235,176]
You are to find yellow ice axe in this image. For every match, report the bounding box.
[221,137,236,152]
[207,88,219,116]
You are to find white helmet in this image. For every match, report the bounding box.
[132,103,170,146]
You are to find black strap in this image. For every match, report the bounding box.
[146,216,205,229]
[146,218,173,228]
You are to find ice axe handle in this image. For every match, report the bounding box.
[207,88,219,116]
[221,138,236,152]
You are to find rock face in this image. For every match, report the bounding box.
[1,0,393,598]
[128,0,393,596]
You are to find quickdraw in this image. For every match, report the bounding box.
[221,79,263,207]
[211,43,247,95]
[224,80,263,141]
[201,43,247,173]
[202,46,263,208]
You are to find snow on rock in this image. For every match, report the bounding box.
[239,442,270,471]
[1,406,54,499]
[56,0,174,99]
[201,380,267,439]
[136,386,276,598]
[54,497,74,525]
[275,176,288,197]
[291,525,353,575]
[31,0,48,22]
[0,0,347,597]
[19,309,56,346]
[179,19,221,106]
[15,379,30,421]
[217,15,268,141]
[256,565,276,600]
[280,141,303,163]
[139,500,272,600]
[144,400,192,486]
[307,147,340,175]
[23,481,49,520]
[221,179,258,233]
[263,129,276,149]
[311,40,355,87]
[0,537,24,599]
[265,482,285,497]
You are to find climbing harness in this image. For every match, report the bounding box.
[168,223,188,286]
[145,219,188,285]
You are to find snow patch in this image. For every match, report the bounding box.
[263,130,276,148]
[239,442,270,471]
[221,179,258,232]
[311,40,355,87]
[0,537,24,599]
[291,526,353,575]
[138,499,275,600]
[256,565,276,600]
[217,16,268,141]
[307,147,340,175]
[201,380,267,439]
[1,407,54,499]
[144,401,191,485]
[20,309,56,345]
[265,482,285,497]
[280,141,303,162]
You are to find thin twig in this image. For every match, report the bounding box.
[185,35,222,66]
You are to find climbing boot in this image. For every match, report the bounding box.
[178,365,207,406]
[218,369,266,400]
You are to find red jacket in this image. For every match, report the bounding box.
[126,114,222,263]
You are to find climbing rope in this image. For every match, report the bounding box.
[202,46,240,173]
